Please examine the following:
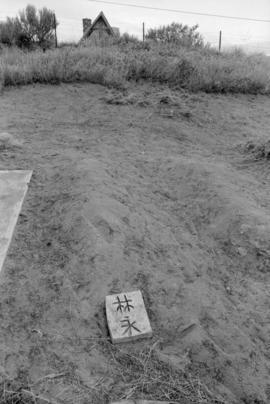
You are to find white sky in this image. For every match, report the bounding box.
[1,0,270,51]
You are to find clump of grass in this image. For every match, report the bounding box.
[0,381,36,404]
[0,47,126,88]
[103,90,139,105]
[0,43,269,94]
[102,342,226,403]
[244,140,270,160]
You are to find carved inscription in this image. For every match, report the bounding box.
[105,290,152,343]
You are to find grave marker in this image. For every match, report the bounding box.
[106,290,152,343]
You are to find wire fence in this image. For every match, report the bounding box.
[57,17,270,55]
[0,11,269,55]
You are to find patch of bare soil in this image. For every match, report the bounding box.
[0,83,270,404]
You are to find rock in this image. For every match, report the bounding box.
[0,132,23,148]
[238,247,247,257]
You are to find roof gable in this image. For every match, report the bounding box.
[83,11,114,38]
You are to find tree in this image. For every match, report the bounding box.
[146,22,204,48]
[0,4,58,49]
[19,5,38,43]
[37,7,57,48]
[0,17,22,46]
[19,4,57,49]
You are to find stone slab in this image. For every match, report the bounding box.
[0,170,32,273]
[106,290,152,344]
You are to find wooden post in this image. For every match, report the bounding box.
[143,22,145,42]
[219,30,222,53]
[54,13,58,48]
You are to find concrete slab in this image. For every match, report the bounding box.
[0,170,32,273]
[106,290,152,344]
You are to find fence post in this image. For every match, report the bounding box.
[219,30,222,53]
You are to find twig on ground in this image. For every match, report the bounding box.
[34,373,67,384]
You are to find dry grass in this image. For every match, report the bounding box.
[0,43,269,94]
[0,342,226,404]
[98,341,226,403]
[106,343,205,403]
[0,380,37,404]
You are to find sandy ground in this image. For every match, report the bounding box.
[0,83,270,404]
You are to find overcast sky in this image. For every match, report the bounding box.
[1,0,270,51]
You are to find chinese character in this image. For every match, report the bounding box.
[120,316,141,336]
[113,295,134,313]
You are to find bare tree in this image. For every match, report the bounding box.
[0,17,23,46]
[0,4,58,49]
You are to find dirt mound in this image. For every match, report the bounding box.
[0,83,270,404]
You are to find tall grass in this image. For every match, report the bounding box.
[0,43,269,94]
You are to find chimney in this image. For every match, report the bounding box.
[83,18,92,35]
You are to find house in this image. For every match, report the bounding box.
[81,11,119,43]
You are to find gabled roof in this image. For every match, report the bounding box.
[112,27,120,36]
[82,11,115,39]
